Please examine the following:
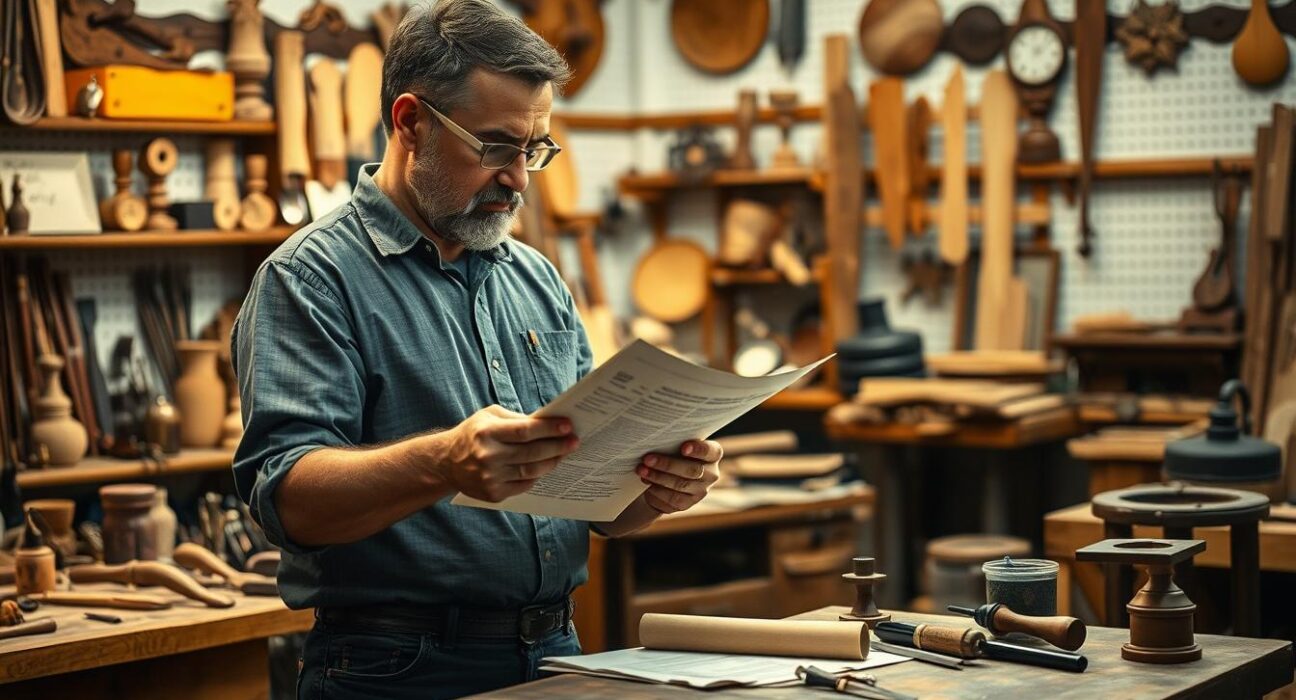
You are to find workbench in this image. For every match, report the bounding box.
[1044,502,1296,621]
[472,607,1294,699]
[0,584,313,699]
[824,407,1085,606]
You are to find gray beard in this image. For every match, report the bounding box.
[409,153,521,251]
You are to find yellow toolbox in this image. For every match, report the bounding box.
[64,66,235,121]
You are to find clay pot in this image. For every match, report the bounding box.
[174,340,226,447]
[100,484,158,564]
[23,498,76,560]
[149,487,178,561]
[31,354,88,466]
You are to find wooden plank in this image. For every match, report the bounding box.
[864,201,1050,228]
[634,490,873,539]
[1264,105,1294,242]
[19,117,275,135]
[822,34,863,340]
[1051,332,1241,351]
[938,66,968,264]
[16,448,235,489]
[974,71,1018,350]
[867,78,908,250]
[0,585,312,683]
[825,406,1081,449]
[0,228,296,250]
[478,607,1293,699]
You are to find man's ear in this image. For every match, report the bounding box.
[390,93,424,151]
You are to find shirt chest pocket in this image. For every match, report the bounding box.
[521,330,579,405]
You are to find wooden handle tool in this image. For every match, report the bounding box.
[948,603,1086,651]
[344,43,385,160]
[68,561,235,608]
[875,621,984,659]
[1074,0,1104,258]
[174,543,278,596]
[30,591,172,610]
[0,617,57,640]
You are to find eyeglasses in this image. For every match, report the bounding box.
[415,96,562,172]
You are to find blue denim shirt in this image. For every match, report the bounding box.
[231,164,593,610]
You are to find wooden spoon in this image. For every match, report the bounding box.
[345,43,385,170]
[1232,0,1290,87]
[275,30,311,226]
[857,0,944,75]
[306,59,351,218]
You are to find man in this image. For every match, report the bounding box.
[231,1,721,698]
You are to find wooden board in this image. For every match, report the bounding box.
[670,0,769,74]
[938,66,968,264]
[974,71,1019,351]
[1264,105,1294,243]
[852,377,1044,409]
[343,42,384,159]
[822,35,863,340]
[0,584,311,682]
[35,0,67,118]
[867,78,908,250]
[925,350,1059,376]
[476,607,1294,699]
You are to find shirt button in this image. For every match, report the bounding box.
[545,549,553,561]
[424,244,432,253]
[492,359,502,370]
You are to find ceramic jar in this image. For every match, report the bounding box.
[31,354,88,466]
[100,484,158,564]
[175,340,225,447]
[145,395,182,454]
[149,487,178,560]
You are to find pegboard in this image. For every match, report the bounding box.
[575,0,1296,353]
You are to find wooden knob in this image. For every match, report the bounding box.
[992,606,1087,651]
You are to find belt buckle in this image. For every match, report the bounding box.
[518,602,562,645]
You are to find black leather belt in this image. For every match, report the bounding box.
[316,597,574,644]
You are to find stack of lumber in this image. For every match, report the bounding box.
[827,378,1065,433]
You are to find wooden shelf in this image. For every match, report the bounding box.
[619,168,816,195]
[0,227,297,250]
[14,117,276,135]
[1052,332,1242,351]
[759,387,843,411]
[16,448,235,489]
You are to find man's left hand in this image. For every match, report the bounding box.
[636,440,722,515]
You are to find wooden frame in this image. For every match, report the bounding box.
[952,246,1060,351]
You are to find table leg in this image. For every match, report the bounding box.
[982,451,1009,534]
[1103,520,1133,627]
[1230,520,1261,637]
[870,444,911,609]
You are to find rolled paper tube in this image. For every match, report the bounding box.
[639,614,869,660]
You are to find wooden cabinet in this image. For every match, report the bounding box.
[572,491,872,651]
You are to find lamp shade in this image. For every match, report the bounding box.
[1164,380,1282,483]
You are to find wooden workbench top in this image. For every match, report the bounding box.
[0,584,313,683]
[825,406,1083,448]
[474,607,1293,699]
[1045,502,1296,573]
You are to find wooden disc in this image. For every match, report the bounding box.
[946,4,1005,65]
[632,239,710,323]
[238,193,277,231]
[213,195,241,232]
[927,534,1030,565]
[524,0,605,95]
[141,138,178,177]
[670,0,770,75]
[857,0,943,75]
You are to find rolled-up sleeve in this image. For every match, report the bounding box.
[231,260,364,554]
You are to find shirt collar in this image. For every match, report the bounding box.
[353,163,514,264]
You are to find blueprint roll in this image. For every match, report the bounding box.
[638,614,869,660]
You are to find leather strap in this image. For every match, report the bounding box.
[316,597,574,643]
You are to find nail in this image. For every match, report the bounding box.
[559,422,572,434]
[644,455,658,467]
[683,443,695,456]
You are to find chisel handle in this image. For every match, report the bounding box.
[991,607,1086,652]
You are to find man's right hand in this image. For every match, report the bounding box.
[436,405,579,502]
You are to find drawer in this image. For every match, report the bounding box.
[623,577,774,646]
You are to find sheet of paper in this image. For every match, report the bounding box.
[540,648,910,689]
[452,340,832,520]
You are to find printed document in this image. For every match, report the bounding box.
[452,340,832,520]
[539,648,910,689]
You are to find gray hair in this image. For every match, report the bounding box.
[380,0,571,134]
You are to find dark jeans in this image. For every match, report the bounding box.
[296,617,582,700]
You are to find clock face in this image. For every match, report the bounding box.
[1008,25,1065,86]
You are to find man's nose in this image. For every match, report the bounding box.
[495,151,529,193]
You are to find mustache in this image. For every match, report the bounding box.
[462,186,523,215]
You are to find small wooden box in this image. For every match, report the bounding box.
[65,66,234,121]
